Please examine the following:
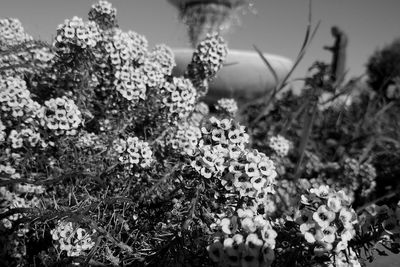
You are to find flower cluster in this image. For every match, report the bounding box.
[161,123,202,157]
[100,29,150,105]
[105,29,148,68]
[0,76,42,126]
[208,209,277,267]
[187,32,228,81]
[31,47,55,69]
[148,44,176,76]
[0,163,21,179]
[200,117,249,148]
[0,18,32,47]
[113,136,153,170]
[55,16,100,52]
[268,135,291,158]
[358,162,377,198]
[140,59,165,88]
[215,98,238,118]
[186,33,228,94]
[294,185,359,259]
[88,0,117,30]
[41,96,82,136]
[303,176,356,205]
[0,119,5,143]
[0,44,55,77]
[342,158,376,198]
[191,117,248,181]
[75,130,100,150]
[114,65,146,103]
[13,183,45,194]
[160,77,197,122]
[0,186,40,231]
[230,149,277,200]
[304,151,324,176]
[51,220,96,257]
[188,101,209,126]
[191,117,277,201]
[8,128,42,149]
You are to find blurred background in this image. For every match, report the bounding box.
[1,0,400,83]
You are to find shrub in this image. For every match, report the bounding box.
[366,38,400,96]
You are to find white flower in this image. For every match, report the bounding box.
[313,205,336,229]
[310,185,330,198]
[339,207,357,229]
[327,196,342,213]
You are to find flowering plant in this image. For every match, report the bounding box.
[0,1,399,267]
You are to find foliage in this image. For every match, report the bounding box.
[366,38,400,97]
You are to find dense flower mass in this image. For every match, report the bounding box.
[88,0,117,30]
[342,158,377,198]
[189,101,210,126]
[148,44,176,76]
[40,96,82,136]
[191,117,277,201]
[51,220,96,257]
[140,59,165,88]
[294,186,359,259]
[54,16,101,53]
[0,119,6,142]
[188,32,228,80]
[31,47,55,68]
[161,123,202,157]
[200,116,249,148]
[8,128,42,149]
[215,98,238,117]
[105,29,148,67]
[268,135,291,158]
[75,130,101,150]
[0,186,40,230]
[114,65,147,103]
[0,76,42,126]
[0,163,21,179]
[208,209,277,267]
[0,18,32,47]
[113,136,154,170]
[160,76,197,122]
[97,28,152,107]
[0,44,55,77]
[186,33,228,94]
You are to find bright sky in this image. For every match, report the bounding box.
[1,0,400,82]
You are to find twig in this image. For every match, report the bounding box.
[293,98,318,180]
[183,184,202,231]
[356,191,398,213]
[138,164,180,203]
[89,221,133,254]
